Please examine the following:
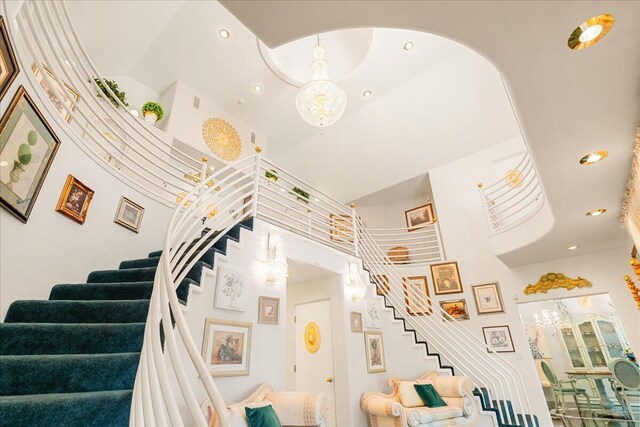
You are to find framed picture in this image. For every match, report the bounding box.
[258,296,279,325]
[0,16,19,101]
[0,86,61,222]
[329,213,354,243]
[214,266,246,312]
[471,282,505,314]
[31,63,80,124]
[364,331,386,373]
[482,325,515,353]
[201,318,251,377]
[439,299,470,321]
[430,261,463,295]
[405,203,435,231]
[113,196,144,233]
[364,300,381,329]
[55,175,94,224]
[403,276,431,315]
[373,274,389,296]
[350,311,363,333]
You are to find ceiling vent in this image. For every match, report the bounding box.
[193,96,200,109]
[251,132,256,144]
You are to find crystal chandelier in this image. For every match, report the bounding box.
[345,261,366,301]
[262,233,287,283]
[295,36,347,127]
[534,310,560,332]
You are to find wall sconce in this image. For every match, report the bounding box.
[346,261,366,301]
[262,233,287,283]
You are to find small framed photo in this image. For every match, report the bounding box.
[364,300,381,329]
[364,331,386,373]
[405,203,435,231]
[372,274,389,296]
[430,261,463,295]
[350,311,363,333]
[214,266,246,312]
[31,63,80,124]
[439,299,470,321]
[114,196,144,233]
[482,325,515,353]
[55,174,94,224]
[472,282,505,315]
[0,16,19,101]
[201,318,251,377]
[258,296,279,325]
[403,276,431,316]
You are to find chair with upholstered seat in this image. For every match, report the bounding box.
[540,360,592,420]
[608,358,640,422]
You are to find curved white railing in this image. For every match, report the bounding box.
[367,225,444,265]
[478,151,545,235]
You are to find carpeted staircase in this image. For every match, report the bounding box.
[0,219,253,427]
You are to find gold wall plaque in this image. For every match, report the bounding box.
[304,322,320,353]
[524,272,592,295]
[505,169,523,188]
[202,118,242,161]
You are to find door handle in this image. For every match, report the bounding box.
[326,376,334,383]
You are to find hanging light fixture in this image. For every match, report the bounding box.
[295,35,347,127]
[534,310,560,333]
[262,233,287,283]
[345,261,366,301]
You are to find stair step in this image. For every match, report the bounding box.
[49,279,193,303]
[0,389,132,427]
[118,256,160,270]
[4,300,150,323]
[0,323,145,355]
[87,261,204,284]
[0,353,139,396]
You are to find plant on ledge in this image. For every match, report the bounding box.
[93,77,129,108]
[291,186,310,204]
[265,169,278,182]
[141,101,164,124]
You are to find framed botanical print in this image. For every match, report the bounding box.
[55,175,94,224]
[214,266,246,312]
[258,296,279,325]
[0,86,61,222]
[364,331,386,373]
[31,63,80,124]
[405,203,435,231]
[114,196,144,233]
[430,261,463,295]
[472,282,505,315]
[439,299,470,321]
[201,318,251,377]
[403,276,431,315]
[350,311,363,333]
[373,274,389,296]
[0,16,19,101]
[482,325,515,353]
[364,300,381,329]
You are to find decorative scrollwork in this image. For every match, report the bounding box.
[523,272,592,295]
[202,117,242,161]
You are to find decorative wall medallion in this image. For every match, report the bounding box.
[304,322,320,353]
[504,169,523,188]
[202,117,241,161]
[523,272,592,295]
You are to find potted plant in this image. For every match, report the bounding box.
[141,101,164,124]
[265,169,278,182]
[92,77,128,108]
[291,186,310,204]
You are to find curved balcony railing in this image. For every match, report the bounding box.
[367,225,444,266]
[478,151,545,235]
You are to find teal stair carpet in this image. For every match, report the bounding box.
[0,219,253,427]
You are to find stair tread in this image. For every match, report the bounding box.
[5,300,150,324]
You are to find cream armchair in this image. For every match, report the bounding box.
[201,383,327,427]
[360,371,480,427]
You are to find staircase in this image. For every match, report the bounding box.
[0,220,253,427]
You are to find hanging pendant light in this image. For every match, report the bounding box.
[296,36,347,127]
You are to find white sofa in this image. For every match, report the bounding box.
[201,383,327,427]
[360,371,480,427]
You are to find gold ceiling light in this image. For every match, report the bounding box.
[579,150,608,165]
[586,208,607,217]
[567,14,615,50]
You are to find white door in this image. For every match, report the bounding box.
[295,300,336,427]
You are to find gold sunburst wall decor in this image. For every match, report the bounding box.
[505,169,523,188]
[524,272,592,295]
[304,322,321,353]
[202,117,242,161]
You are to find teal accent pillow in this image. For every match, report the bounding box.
[245,404,282,427]
[414,384,448,408]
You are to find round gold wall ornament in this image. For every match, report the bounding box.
[304,322,321,353]
[202,117,242,161]
[567,14,615,51]
[504,169,523,188]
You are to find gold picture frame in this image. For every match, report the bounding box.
[405,203,435,231]
[329,213,354,243]
[471,282,505,315]
[201,318,252,377]
[350,311,363,333]
[31,63,80,124]
[430,261,463,295]
[364,331,386,373]
[403,276,431,316]
[114,196,144,233]
[258,296,280,325]
[0,16,19,101]
[55,174,94,224]
[439,298,470,321]
[373,274,389,296]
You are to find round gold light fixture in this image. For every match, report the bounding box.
[579,150,608,165]
[304,322,320,353]
[202,117,242,161]
[568,14,615,50]
[586,208,607,217]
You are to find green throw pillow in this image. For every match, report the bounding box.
[414,384,448,408]
[245,404,282,427]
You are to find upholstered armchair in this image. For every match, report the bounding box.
[201,383,327,427]
[360,371,480,427]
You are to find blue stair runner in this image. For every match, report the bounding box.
[0,219,253,427]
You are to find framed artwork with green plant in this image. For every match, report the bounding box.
[0,86,61,222]
[264,169,278,182]
[291,186,310,203]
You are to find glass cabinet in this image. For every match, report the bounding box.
[559,324,586,369]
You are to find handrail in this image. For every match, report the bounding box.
[366,225,444,265]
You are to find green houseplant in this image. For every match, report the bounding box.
[291,186,310,204]
[93,78,128,108]
[265,169,278,182]
[141,101,164,124]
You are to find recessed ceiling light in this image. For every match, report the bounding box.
[567,245,579,250]
[586,208,607,217]
[568,14,614,50]
[238,98,246,105]
[313,197,320,202]
[219,29,230,39]
[0,161,7,167]
[252,84,263,93]
[580,150,608,165]
[403,41,414,51]
[362,90,372,98]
